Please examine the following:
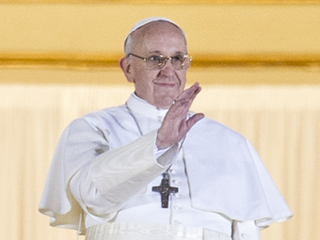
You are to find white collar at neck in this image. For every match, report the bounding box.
[126,93,169,122]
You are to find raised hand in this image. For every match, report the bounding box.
[156,82,205,149]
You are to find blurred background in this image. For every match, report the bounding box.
[1,0,319,239]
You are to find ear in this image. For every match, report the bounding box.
[119,57,134,83]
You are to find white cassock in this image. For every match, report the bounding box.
[39,93,292,240]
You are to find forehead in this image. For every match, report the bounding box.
[132,21,187,54]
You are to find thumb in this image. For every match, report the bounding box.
[186,113,205,130]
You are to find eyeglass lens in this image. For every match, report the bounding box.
[148,56,190,70]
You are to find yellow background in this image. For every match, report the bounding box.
[1,1,320,240]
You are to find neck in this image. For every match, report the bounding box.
[134,92,173,109]
[126,93,169,121]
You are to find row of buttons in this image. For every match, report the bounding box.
[172,174,183,226]
[169,160,188,226]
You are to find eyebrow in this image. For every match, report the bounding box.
[147,50,186,56]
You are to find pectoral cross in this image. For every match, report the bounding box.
[152,172,178,208]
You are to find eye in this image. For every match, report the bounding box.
[149,55,163,63]
[171,55,185,62]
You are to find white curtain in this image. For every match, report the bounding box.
[0,84,319,240]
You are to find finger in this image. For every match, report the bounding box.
[173,83,201,112]
[177,82,201,101]
[164,82,202,123]
[186,113,205,130]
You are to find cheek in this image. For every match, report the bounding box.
[134,72,156,92]
[177,71,187,87]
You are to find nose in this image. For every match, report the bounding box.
[158,59,176,77]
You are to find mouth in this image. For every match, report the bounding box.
[154,81,177,88]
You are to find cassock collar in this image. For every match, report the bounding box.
[126,93,169,122]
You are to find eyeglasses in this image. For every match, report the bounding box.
[127,53,192,70]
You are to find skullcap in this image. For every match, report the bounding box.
[124,17,186,49]
[127,17,185,37]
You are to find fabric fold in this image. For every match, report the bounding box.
[184,118,292,227]
[39,94,292,235]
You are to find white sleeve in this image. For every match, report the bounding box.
[232,221,261,240]
[69,126,179,220]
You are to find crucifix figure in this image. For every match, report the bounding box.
[152,172,178,208]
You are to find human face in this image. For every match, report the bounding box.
[121,21,189,109]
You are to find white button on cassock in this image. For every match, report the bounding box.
[241,233,249,239]
[174,205,183,210]
[172,179,181,185]
[173,193,180,198]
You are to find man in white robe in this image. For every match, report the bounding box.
[39,17,292,240]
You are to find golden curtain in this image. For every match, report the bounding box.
[1,1,320,239]
[1,81,319,240]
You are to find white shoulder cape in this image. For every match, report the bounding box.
[39,104,292,234]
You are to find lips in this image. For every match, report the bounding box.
[155,82,176,87]
[154,79,178,87]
